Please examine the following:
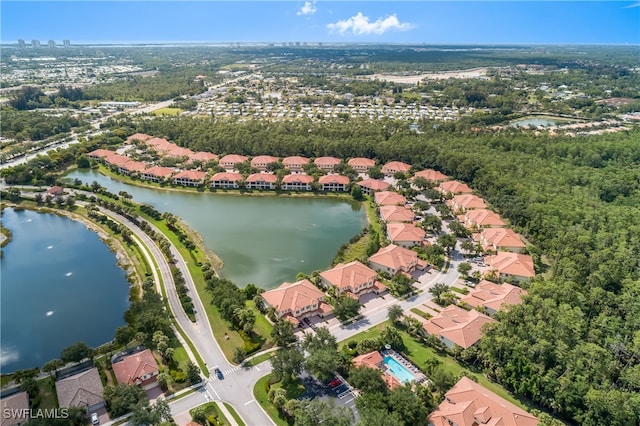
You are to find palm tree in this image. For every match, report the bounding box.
[388,304,404,324]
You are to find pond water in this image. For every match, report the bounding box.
[0,208,130,372]
[65,169,367,290]
[509,117,559,128]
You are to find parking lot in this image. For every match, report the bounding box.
[297,372,358,421]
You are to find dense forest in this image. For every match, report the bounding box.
[93,116,640,424]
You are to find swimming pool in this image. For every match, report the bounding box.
[383,355,415,383]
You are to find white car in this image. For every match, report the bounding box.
[91,413,99,425]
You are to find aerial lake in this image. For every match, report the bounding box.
[65,169,367,289]
[0,208,130,372]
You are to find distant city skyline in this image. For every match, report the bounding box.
[1,1,639,45]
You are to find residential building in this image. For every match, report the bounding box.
[378,205,415,223]
[210,172,242,189]
[140,166,174,182]
[412,169,450,184]
[118,160,147,176]
[282,156,309,173]
[381,161,411,176]
[47,186,64,196]
[423,305,496,350]
[55,367,105,413]
[460,281,527,315]
[368,244,426,276]
[48,40,56,49]
[173,170,207,187]
[357,178,390,195]
[447,194,487,212]
[144,137,172,151]
[31,40,41,48]
[314,156,341,172]
[374,191,407,206]
[352,350,383,369]
[318,174,349,191]
[219,154,249,170]
[112,349,159,389]
[0,391,29,426]
[387,223,426,248]
[475,228,525,253]
[282,173,314,191]
[437,180,473,195]
[261,279,333,325]
[104,154,132,169]
[189,152,218,163]
[429,377,539,426]
[125,133,153,144]
[460,209,506,229]
[320,261,383,299]
[348,157,376,173]
[484,252,535,282]
[63,40,71,48]
[251,155,279,171]
[87,149,116,162]
[246,173,277,190]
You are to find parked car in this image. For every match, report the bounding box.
[91,413,99,425]
[329,378,342,388]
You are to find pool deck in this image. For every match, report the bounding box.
[382,349,427,384]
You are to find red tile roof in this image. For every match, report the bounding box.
[461,209,506,228]
[374,191,407,206]
[382,161,411,174]
[478,228,525,251]
[461,281,527,313]
[104,154,132,166]
[282,156,309,166]
[120,160,148,172]
[437,180,473,194]
[87,149,115,158]
[368,244,419,272]
[357,179,390,191]
[219,154,249,165]
[352,351,383,369]
[387,223,426,243]
[348,157,376,168]
[448,194,487,211]
[320,261,377,291]
[142,166,174,178]
[246,173,278,183]
[412,169,449,182]
[251,155,279,167]
[423,305,496,349]
[261,279,326,317]
[189,152,219,162]
[112,349,159,386]
[379,205,415,223]
[484,252,535,279]
[429,377,539,426]
[282,174,314,184]
[314,157,341,167]
[318,175,350,185]
[173,170,207,181]
[210,172,242,182]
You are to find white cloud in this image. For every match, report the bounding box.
[297,1,317,16]
[327,12,414,36]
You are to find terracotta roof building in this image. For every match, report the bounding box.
[104,154,132,167]
[282,156,309,172]
[429,377,539,426]
[210,172,242,189]
[173,170,207,187]
[261,279,332,325]
[189,151,218,163]
[460,281,527,315]
[87,149,116,161]
[251,155,279,171]
[318,174,350,192]
[352,351,383,370]
[0,391,29,426]
[447,194,487,212]
[374,191,407,206]
[387,223,426,248]
[55,367,105,412]
[118,160,148,175]
[246,173,277,190]
[423,305,496,349]
[348,157,376,172]
[320,261,380,299]
[412,169,450,184]
[314,156,341,171]
[368,244,423,276]
[437,180,474,195]
[140,166,174,182]
[282,173,314,191]
[112,349,159,389]
[382,161,411,176]
[219,154,249,170]
[357,178,390,195]
[460,209,506,229]
[379,205,415,223]
[484,252,535,282]
[475,228,525,253]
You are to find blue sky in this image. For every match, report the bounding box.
[1,1,639,45]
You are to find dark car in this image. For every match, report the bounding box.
[329,378,342,388]
[214,367,224,380]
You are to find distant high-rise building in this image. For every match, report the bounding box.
[31,40,41,48]
[282,42,287,47]
[63,40,71,48]
[295,41,300,47]
[18,39,25,48]
[48,40,56,49]
[318,42,323,47]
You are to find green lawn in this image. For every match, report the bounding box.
[450,286,469,295]
[254,375,290,426]
[189,402,231,426]
[153,107,183,116]
[410,307,432,320]
[244,351,275,367]
[34,377,58,409]
[339,321,531,410]
[335,231,371,264]
[224,402,246,426]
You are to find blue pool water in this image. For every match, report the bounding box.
[383,355,415,383]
